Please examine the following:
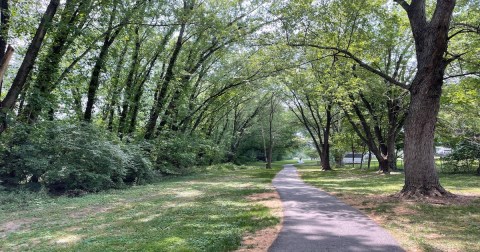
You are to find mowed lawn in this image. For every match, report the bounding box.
[297,162,480,252]
[0,164,284,252]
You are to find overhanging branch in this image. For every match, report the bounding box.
[393,0,410,12]
[290,43,410,90]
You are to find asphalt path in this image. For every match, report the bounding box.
[268,164,404,252]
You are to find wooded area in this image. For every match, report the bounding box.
[0,0,478,197]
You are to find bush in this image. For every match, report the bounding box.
[122,142,154,185]
[0,122,154,193]
[154,132,224,175]
[441,140,480,174]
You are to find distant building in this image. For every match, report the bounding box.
[435,146,452,157]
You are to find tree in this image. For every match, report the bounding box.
[266,93,278,169]
[0,0,60,134]
[22,0,94,123]
[285,0,465,197]
[392,0,456,197]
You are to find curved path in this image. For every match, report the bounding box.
[269,164,404,252]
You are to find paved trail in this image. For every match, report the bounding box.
[269,164,404,252]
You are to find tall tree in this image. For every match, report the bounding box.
[289,0,461,197]
[22,0,93,122]
[0,0,61,133]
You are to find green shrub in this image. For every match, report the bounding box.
[442,140,480,174]
[122,142,154,185]
[0,122,153,193]
[154,132,224,175]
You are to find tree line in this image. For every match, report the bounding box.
[0,0,478,197]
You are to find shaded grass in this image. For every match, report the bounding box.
[0,165,282,252]
[297,164,480,252]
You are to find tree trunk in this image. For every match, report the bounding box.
[476,161,480,176]
[399,82,449,197]
[144,20,186,139]
[0,44,13,93]
[320,105,332,171]
[84,3,122,122]
[387,133,398,171]
[106,41,129,131]
[0,0,60,134]
[22,0,84,123]
[118,26,140,137]
[367,151,372,169]
[266,99,274,169]
[84,38,111,122]
[0,0,10,62]
[396,0,456,197]
[0,0,59,109]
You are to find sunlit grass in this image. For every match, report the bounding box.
[297,163,480,252]
[0,165,282,251]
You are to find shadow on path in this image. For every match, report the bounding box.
[268,165,404,252]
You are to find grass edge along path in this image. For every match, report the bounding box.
[296,162,480,252]
[0,162,287,252]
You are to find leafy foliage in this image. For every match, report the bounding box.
[154,132,224,175]
[0,122,153,193]
[442,141,480,174]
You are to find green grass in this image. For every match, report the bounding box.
[296,163,480,252]
[0,164,282,252]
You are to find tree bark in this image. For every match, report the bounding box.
[83,36,113,122]
[396,0,456,198]
[83,3,126,122]
[22,0,85,122]
[0,0,10,62]
[118,26,140,137]
[320,104,332,171]
[106,41,129,131]
[0,0,60,134]
[0,44,13,93]
[266,93,275,169]
[144,11,188,139]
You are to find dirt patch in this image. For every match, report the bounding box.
[69,205,114,219]
[235,191,283,252]
[0,218,38,238]
[414,194,480,206]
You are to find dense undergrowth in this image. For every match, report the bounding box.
[0,122,226,195]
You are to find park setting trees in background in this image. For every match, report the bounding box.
[0,0,478,196]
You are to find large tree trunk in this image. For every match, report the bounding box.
[266,94,275,169]
[83,2,122,122]
[400,82,448,197]
[105,41,129,131]
[396,0,456,197]
[387,133,398,171]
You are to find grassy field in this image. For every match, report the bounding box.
[0,163,285,252]
[297,162,480,252]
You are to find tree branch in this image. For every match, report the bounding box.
[289,43,410,90]
[444,72,480,80]
[393,0,410,12]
